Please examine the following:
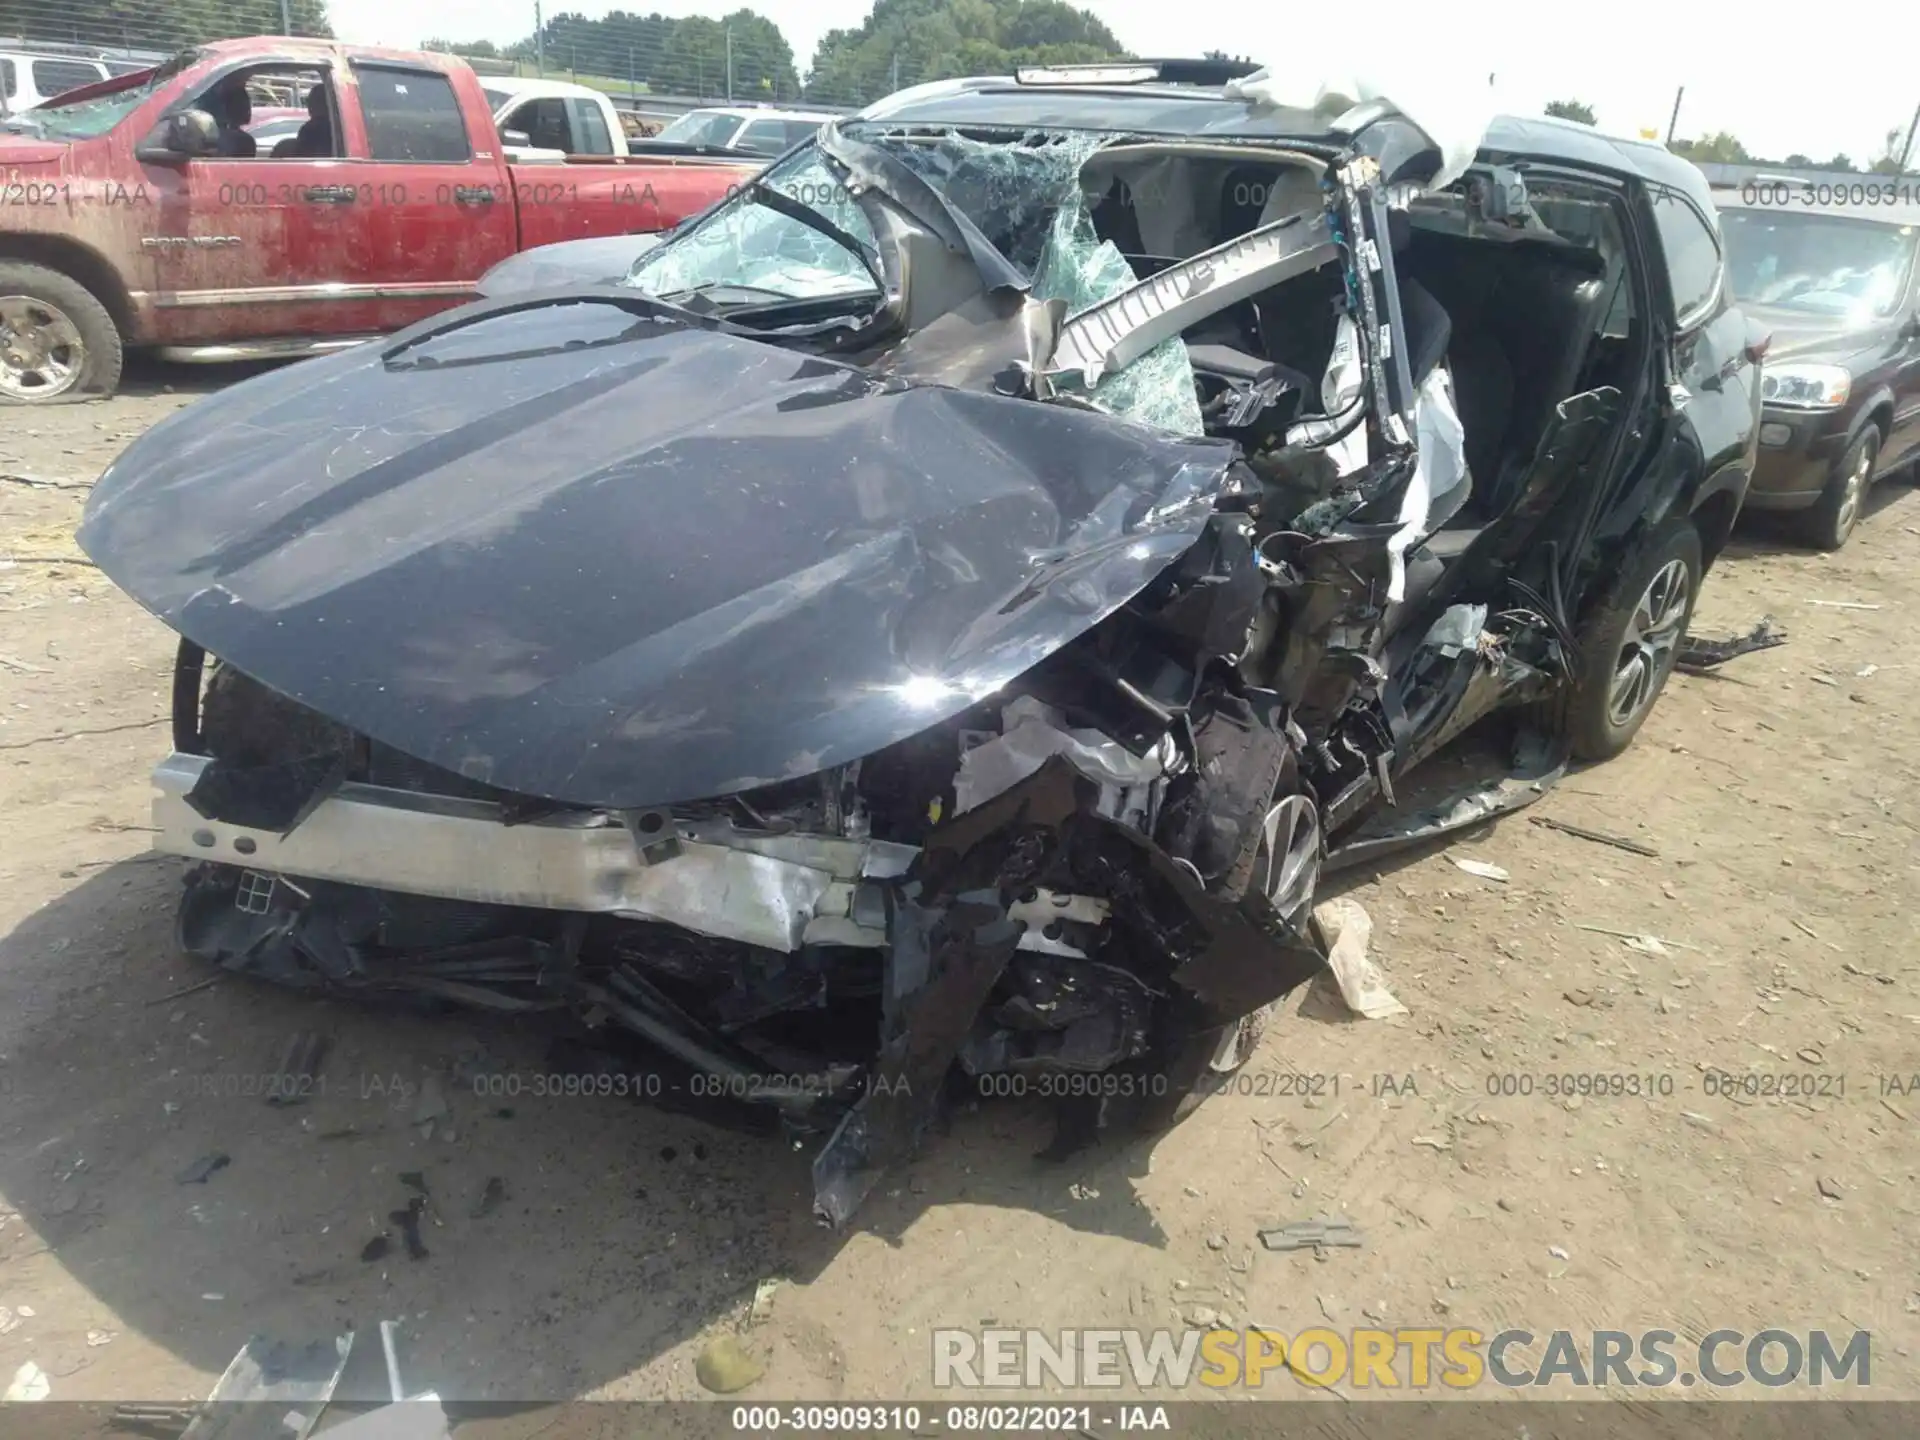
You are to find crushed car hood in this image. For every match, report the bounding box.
[79,296,1238,808]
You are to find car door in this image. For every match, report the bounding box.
[1650,185,1756,483]
[347,59,517,330]
[1884,229,1920,470]
[138,61,379,346]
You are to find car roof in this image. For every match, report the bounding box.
[857,78,1715,208]
[481,75,603,101]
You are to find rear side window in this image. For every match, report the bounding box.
[32,59,105,98]
[1,60,15,100]
[738,119,793,154]
[356,65,470,162]
[567,97,614,155]
[1651,189,1723,327]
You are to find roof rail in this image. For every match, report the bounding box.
[1012,57,1263,88]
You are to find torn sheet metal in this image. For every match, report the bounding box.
[953,695,1169,827]
[81,314,1239,810]
[1223,61,1493,192]
[1675,617,1786,674]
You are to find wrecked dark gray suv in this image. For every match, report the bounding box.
[79,62,1768,1226]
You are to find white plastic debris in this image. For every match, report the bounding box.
[1549,1245,1570,1260]
[1311,897,1407,1019]
[4,1360,49,1401]
[1451,858,1510,883]
[1223,60,1494,193]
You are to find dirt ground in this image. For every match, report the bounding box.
[3,367,1918,1417]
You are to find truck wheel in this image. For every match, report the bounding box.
[1545,517,1702,763]
[1796,427,1877,551]
[0,262,124,404]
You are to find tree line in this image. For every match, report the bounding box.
[1546,98,1912,174]
[0,0,331,51]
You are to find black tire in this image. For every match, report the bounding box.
[1547,517,1702,763]
[1795,427,1877,551]
[0,261,124,405]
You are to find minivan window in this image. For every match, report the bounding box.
[32,58,106,99]
[356,64,470,162]
[1,60,14,101]
[1651,189,1722,326]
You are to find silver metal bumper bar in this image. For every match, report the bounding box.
[151,753,1105,957]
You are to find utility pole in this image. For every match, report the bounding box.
[726,27,734,102]
[628,46,636,107]
[890,52,899,92]
[1900,98,1920,172]
[1665,85,1684,146]
[280,0,293,35]
[534,2,545,78]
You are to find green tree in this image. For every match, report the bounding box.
[0,1,334,47]
[1544,98,1596,125]
[1782,152,1812,167]
[1826,152,1855,172]
[804,0,1125,108]
[1869,125,1907,175]
[1671,131,1749,164]
[508,9,799,99]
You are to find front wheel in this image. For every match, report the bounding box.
[1796,427,1877,551]
[0,262,124,405]
[1552,517,1702,762]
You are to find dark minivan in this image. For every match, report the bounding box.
[1717,186,1920,548]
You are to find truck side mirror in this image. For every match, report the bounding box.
[501,128,532,148]
[137,108,219,163]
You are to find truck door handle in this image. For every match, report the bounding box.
[452,186,496,206]
[302,185,356,205]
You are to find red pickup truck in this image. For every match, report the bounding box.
[0,37,757,404]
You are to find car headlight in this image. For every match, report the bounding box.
[1760,363,1850,410]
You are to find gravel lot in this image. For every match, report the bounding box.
[3,366,1918,1415]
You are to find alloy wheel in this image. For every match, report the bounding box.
[1834,434,1875,538]
[1607,557,1692,728]
[0,295,85,401]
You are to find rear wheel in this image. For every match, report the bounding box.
[1550,517,1701,762]
[1796,427,1877,551]
[0,262,123,404]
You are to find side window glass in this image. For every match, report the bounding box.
[356,65,470,163]
[1,60,16,101]
[567,97,614,155]
[1651,189,1721,327]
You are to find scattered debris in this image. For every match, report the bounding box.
[399,1171,429,1196]
[747,1278,783,1327]
[1575,922,1699,953]
[1068,1182,1100,1200]
[176,1152,230,1185]
[1817,1177,1842,1201]
[265,1031,329,1107]
[390,1197,429,1260]
[1529,815,1659,857]
[1804,600,1879,611]
[1259,1218,1366,1254]
[4,1360,49,1401]
[1311,899,1407,1020]
[695,1334,765,1394]
[174,1332,355,1439]
[360,1235,392,1263]
[86,1329,116,1347]
[410,1076,449,1133]
[0,1308,17,1336]
[1548,1245,1570,1260]
[1809,675,1839,688]
[144,975,224,1007]
[468,1177,505,1219]
[1451,858,1510,883]
[1675,617,1787,672]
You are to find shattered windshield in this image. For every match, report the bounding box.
[626,146,880,304]
[628,126,1208,435]
[1722,210,1918,318]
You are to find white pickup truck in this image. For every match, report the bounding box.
[480,76,634,160]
